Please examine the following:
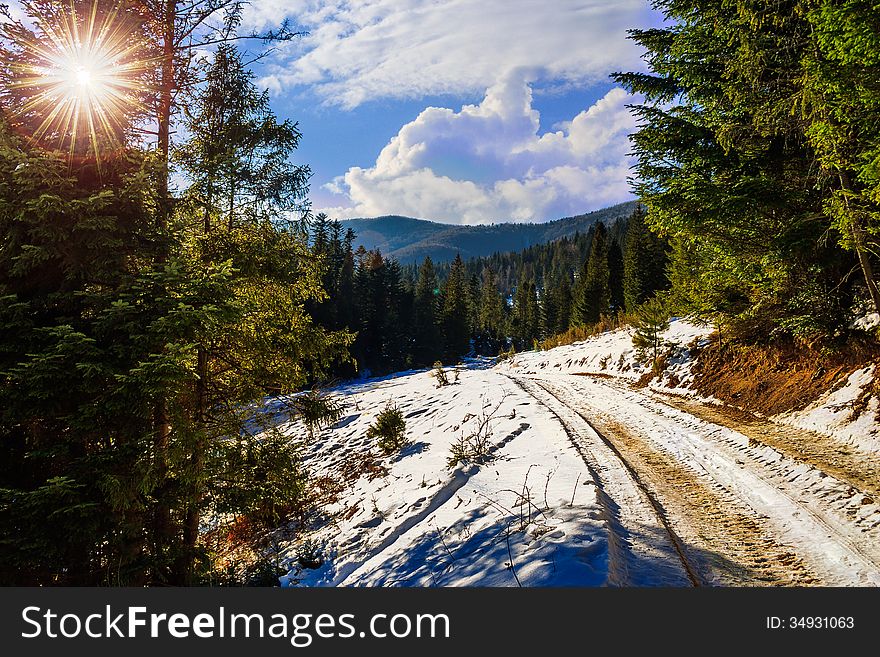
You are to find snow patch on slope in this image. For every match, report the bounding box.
[777,366,880,454]
[497,319,711,392]
[277,365,609,587]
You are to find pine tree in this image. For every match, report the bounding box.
[511,272,540,349]
[0,122,160,584]
[803,0,880,311]
[476,267,506,354]
[555,278,573,334]
[173,43,352,582]
[0,3,345,584]
[572,222,610,326]
[441,255,471,361]
[412,257,442,366]
[613,2,856,338]
[632,296,670,367]
[540,279,559,340]
[337,229,357,331]
[623,205,669,312]
[608,238,625,313]
[525,280,539,346]
[353,250,385,374]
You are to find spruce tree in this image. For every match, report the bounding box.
[803,1,880,310]
[572,222,610,326]
[413,257,442,366]
[477,267,506,354]
[613,1,856,337]
[0,122,160,584]
[441,255,471,361]
[623,205,669,312]
[633,296,670,367]
[540,279,559,340]
[608,237,625,313]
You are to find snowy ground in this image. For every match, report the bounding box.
[272,321,880,587]
[276,364,612,587]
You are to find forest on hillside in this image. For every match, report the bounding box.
[307,204,668,376]
[0,0,878,586]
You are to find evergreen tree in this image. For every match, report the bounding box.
[613,1,857,338]
[0,3,344,585]
[0,122,160,584]
[468,272,481,340]
[572,222,610,326]
[526,280,540,345]
[441,254,471,361]
[380,259,410,372]
[174,43,351,582]
[540,279,559,340]
[337,229,356,331]
[555,278,573,334]
[623,205,669,312]
[803,1,880,310]
[476,267,506,354]
[608,238,625,313]
[353,250,385,374]
[633,296,670,367]
[511,272,539,349]
[412,257,442,366]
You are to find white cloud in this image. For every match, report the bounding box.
[245,0,654,108]
[317,75,636,224]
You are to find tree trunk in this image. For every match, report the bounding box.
[840,172,880,313]
[150,0,178,585]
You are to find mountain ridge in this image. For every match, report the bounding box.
[339,200,638,264]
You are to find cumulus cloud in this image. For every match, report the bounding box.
[317,74,637,224]
[244,0,654,108]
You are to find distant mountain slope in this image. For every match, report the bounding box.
[339,201,637,264]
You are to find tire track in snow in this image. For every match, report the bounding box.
[510,376,697,586]
[542,374,880,586]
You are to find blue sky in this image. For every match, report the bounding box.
[237,1,665,224]
[8,0,664,224]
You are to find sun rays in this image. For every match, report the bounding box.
[7,1,151,161]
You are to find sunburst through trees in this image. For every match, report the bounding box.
[1,1,151,162]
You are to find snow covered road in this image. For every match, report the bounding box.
[510,373,880,586]
[276,323,880,587]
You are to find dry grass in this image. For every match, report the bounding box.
[539,313,634,350]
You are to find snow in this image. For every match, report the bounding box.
[268,319,879,587]
[777,366,880,454]
[498,319,711,393]
[535,375,880,586]
[503,319,879,453]
[276,364,610,587]
[852,312,879,331]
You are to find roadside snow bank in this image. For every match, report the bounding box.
[497,319,711,392]
[498,319,879,453]
[777,366,880,453]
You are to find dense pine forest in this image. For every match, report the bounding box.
[1,0,879,587]
[307,205,669,375]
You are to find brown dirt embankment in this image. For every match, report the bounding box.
[690,336,880,417]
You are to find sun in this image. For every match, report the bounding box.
[7,1,150,161]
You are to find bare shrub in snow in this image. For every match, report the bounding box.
[295,537,324,570]
[496,345,517,363]
[447,395,508,468]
